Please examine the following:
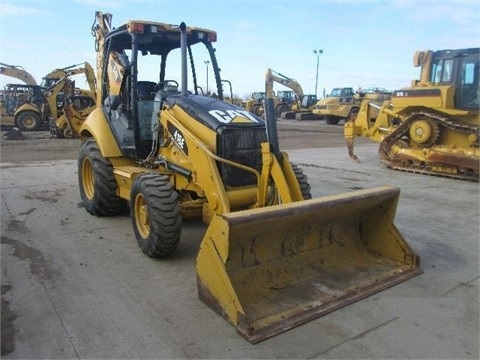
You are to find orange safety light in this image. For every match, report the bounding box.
[130,22,144,33]
[208,33,217,42]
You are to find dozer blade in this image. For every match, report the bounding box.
[196,186,422,343]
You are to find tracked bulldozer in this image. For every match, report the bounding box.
[345,48,479,181]
[78,12,422,343]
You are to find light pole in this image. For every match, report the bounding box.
[313,49,323,98]
[204,60,210,94]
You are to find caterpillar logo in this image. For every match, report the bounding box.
[209,109,260,124]
[167,122,188,155]
[109,58,122,84]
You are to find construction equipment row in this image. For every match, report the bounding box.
[1,8,477,344]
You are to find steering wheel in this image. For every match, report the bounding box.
[156,80,179,91]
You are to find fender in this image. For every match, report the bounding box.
[14,102,40,116]
[79,107,122,157]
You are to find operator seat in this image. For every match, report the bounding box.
[137,81,157,100]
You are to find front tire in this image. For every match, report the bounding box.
[276,104,287,118]
[16,111,42,131]
[292,163,312,199]
[78,139,127,216]
[130,173,182,257]
[252,104,262,116]
[325,116,340,125]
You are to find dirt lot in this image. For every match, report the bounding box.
[1,119,478,359]
[0,120,361,163]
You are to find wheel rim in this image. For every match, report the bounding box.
[134,193,150,239]
[22,114,37,130]
[63,125,73,138]
[81,158,95,200]
[388,140,409,158]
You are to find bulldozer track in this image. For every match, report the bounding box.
[379,111,479,181]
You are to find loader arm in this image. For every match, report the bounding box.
[160,103,302,222]
[264,69,304,201]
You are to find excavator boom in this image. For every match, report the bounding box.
[264,69,321,120]
[0,62,37,85]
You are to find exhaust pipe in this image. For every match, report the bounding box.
[180,22,188,96]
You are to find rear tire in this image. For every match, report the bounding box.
[130,173,182,257]
[63,125,74,139]
[16,111,42,131]
[252,104,262,116]
[325,116,340,125]
[78,139,127,216]
[292,163,312,199]
[276,104,287,118]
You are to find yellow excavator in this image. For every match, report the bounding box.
[78,11,421,343]
[345,48,479,181]
[262,69,320,120]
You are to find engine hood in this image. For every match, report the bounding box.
[166,94,265,131]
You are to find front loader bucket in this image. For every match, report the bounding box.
[196,186,422,343]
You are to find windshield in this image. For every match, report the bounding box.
[330,88,343,97]
[455,52,479,110]
[252,92,265,100]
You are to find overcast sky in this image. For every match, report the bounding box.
[1,0,479,99]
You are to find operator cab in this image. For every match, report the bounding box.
[301,94,317,108]
[100,20,223,159]
[430,48,479,111]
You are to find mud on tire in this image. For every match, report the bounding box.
[78,138,127,216]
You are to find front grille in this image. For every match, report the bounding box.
[217,127,267,187]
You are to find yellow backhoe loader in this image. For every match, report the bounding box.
[51,63,97,138]
[0,84,44,128]
[10,62,96,132]
[0,63,40,128]
[78,11,421,343]
[241,91,265,116]
[40,63,89,89]
[345,48,479,181]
